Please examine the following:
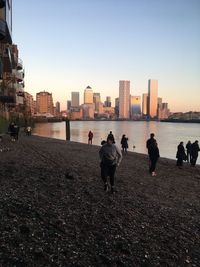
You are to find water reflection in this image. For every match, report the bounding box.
[33,121,200,163]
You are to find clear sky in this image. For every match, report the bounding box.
[13,0,200,112]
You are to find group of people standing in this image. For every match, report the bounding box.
[176,140,200,168]
[97,130,199,193]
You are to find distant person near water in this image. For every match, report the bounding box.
[186,140,192,163]
[120,134,128,154]
[26,126,32,136]
[107,131,115,144]
[99,135,122,193]
[148,140,160,176]
[176,142,186,168]
[146,133,156,154]
[88,130,93,145]
[190,140,200,167]
[146,133,157,173]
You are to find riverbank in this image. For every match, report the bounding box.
[0,134,199,266]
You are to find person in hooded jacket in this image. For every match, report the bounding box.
[99,135,122,193]
[176,141,186,168]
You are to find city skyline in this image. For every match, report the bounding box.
[12,1,200,112]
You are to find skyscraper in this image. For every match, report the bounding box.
[71,92,79,107]
[119,80,130,119]
[142,93,148,116]
[84,86,93,104]
[148,79,158,118]
[130,96,141,119]
[93,93,101,112]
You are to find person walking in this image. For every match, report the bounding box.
[88,130,93,145]
[190,140,200,167]
[148,140,160,176]
[186,140,192,163]
[120,134,128,154]
[99,135,122,193]
[176,142,186,168]
[107,131,115,144]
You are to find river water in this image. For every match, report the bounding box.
[33,121,200,163]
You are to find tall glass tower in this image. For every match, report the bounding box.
[119,80,130,119]
[148,79,158,118]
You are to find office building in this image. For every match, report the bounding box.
[104,96,111,107]
[130,96,141,119]
[55,101,60,113]
[36,91,54,115]
[119,80,130,119]
[148,79,158,118]
[93,93,101,112]
[71,92,79,107]
[84,85,93,104]
[142,93,148,116]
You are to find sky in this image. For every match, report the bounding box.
[12,0,200,112]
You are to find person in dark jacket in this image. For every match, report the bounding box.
[176,142,186,168]
[88,130,93,145]
[146,133,156,155]
[148,140,160,176]
[120,134,128,153]
[107,131,115,144]
[99,135,122,193]
[190,140,200,167]
[186,140,192,163]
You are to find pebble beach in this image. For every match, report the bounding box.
[0,133,199,266]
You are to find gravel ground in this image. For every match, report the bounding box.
[0,133,200,267]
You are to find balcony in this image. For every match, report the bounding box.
[12,69,24,82]
[16,58,23,70]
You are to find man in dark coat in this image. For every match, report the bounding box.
[176,142,186,168]
[190,140,200,166]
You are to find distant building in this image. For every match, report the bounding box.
[130,96,141,119]
[81,103,95,119]
[148,79,158,118]
[70,107,83,120]
[36,91,54,115]
[104,96,111,107]
[55,101,60,114]
[119,80,130,119]
[93,93,101,112]
[67,100,71,111]
[24,92,34,115]
[142,93,148,116]
[115,97,119,117]
[71,92,79,107]
[84,86,93,104]
[158,102,170,119]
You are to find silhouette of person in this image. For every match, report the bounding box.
[121,134,128,153]
[176,141,186,168]
[186,141,192,163]
[148,140,160,176]
[190,140,200,167]
[107,131,115,144]
[88,130,93,145]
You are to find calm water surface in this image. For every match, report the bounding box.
[33,121,200,163]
